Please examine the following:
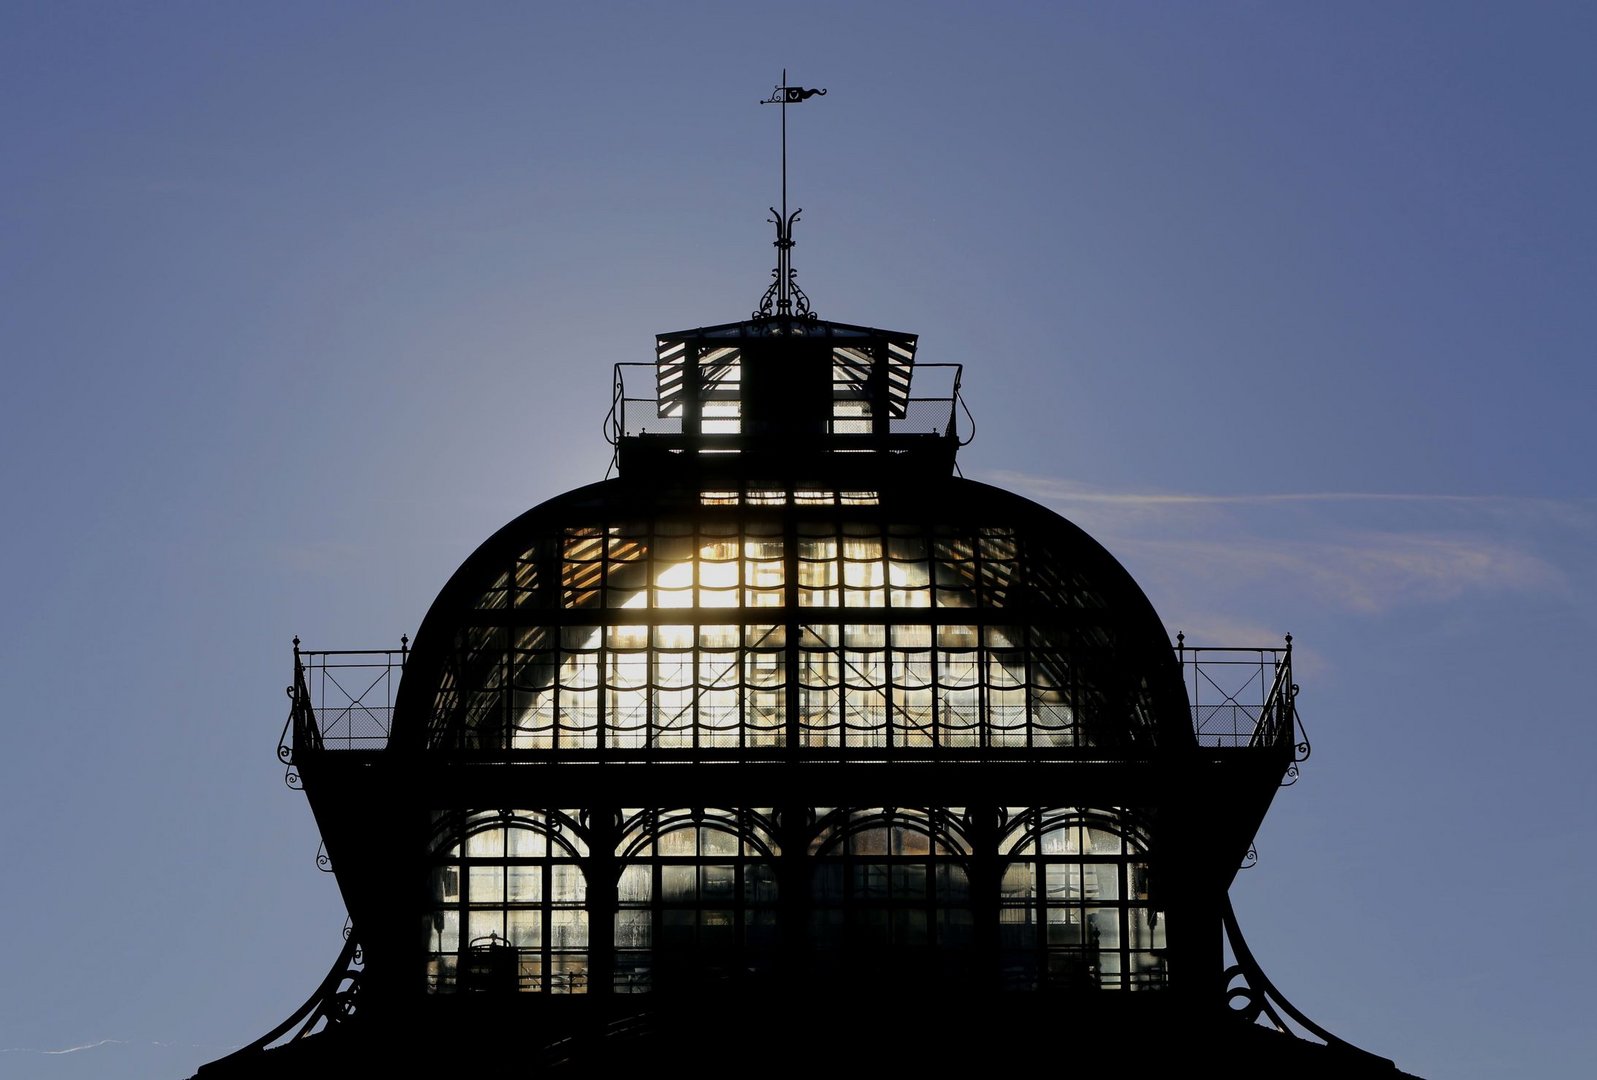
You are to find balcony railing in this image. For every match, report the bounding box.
[1177,638,1298,751]
[284,638,1299,757]
[288,643,405,754]
[607,362,966,445]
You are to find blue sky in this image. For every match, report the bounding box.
[3,4,1594,1077]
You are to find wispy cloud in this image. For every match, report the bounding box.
[985,476,1521,506]
[980,470,1584,619]
[1124,532,1559,613]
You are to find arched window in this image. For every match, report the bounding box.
[807,808,974,984]
[998,807,1165,991]
[425,809,590,994]
[613,808,780,993]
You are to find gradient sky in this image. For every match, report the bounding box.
[4,4,1594,1078]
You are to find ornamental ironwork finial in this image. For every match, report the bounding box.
[755,69,826,321]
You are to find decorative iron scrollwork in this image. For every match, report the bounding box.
[1239,842,1258,871]
[762,84,826,105]
[205,931,365,1067]
[755,208,816,321]
[754,72,823,321]
[278,685,298,788]
[1224,961,1273,1025]
[1222,894,1394,1065]
[1282,682,1311,787]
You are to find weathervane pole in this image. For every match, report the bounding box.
[781,67,788,236]
[757,71,826,320]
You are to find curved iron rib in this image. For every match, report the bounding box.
[202,934,361,1070]
[1222,894,1395,1067]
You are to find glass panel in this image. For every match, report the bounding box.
[1086,826,1123,854]
[469,865,504,904]
[1128,906,1165,951]
[1045,863,1082,902]
[615,909,652,948]
[506,908,543,948]
[852,827,891,856]
[702,864,736,900]
[466,826,505,858]
[1045,908,1083,946]
[1000,863,1034,900]
[936,864,971,902]
[699,624,740,649]
[745,863,778,903]
[1086,907,1121,951]
[1040,823,1080,855]
[893,826,931,857]
[661,865,697,901]
[618,864,652,903]
[429,908,460,952]
[891,863,928,895]
[506,865,542,902]
[549,910,588,948]
[657,829,696,856]
[701,828,739,856]
[468,908,504,943]
[1084,862,1121,901]
[550,865,587,903]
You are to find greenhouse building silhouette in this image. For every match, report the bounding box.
[196,86,1420,1080]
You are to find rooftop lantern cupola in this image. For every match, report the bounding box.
[613,74,955,484]
[616,317,947,481]
[196,75,1420,1080]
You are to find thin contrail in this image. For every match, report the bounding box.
[1,1038,239,1055]
[1,1039,132,1055]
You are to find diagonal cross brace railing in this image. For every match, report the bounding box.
[1177,636,1308,770]
[279,640,408,773]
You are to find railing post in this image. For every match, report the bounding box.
[291,636,304,749]
[1281,633,1294,749]
[290,637,325,754]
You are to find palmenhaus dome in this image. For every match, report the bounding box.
[196,79,1419,1080]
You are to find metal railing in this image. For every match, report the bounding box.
[288,642,406,754]
[283,637,1301,758]
[1177,636,1298,750]
[607,362,966,444]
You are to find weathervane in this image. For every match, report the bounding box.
[756,70,826,320]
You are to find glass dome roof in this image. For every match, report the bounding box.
[391,475,1189,756]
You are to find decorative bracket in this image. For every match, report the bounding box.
[1222,894,1394,1066]
[203,931,364,1069]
